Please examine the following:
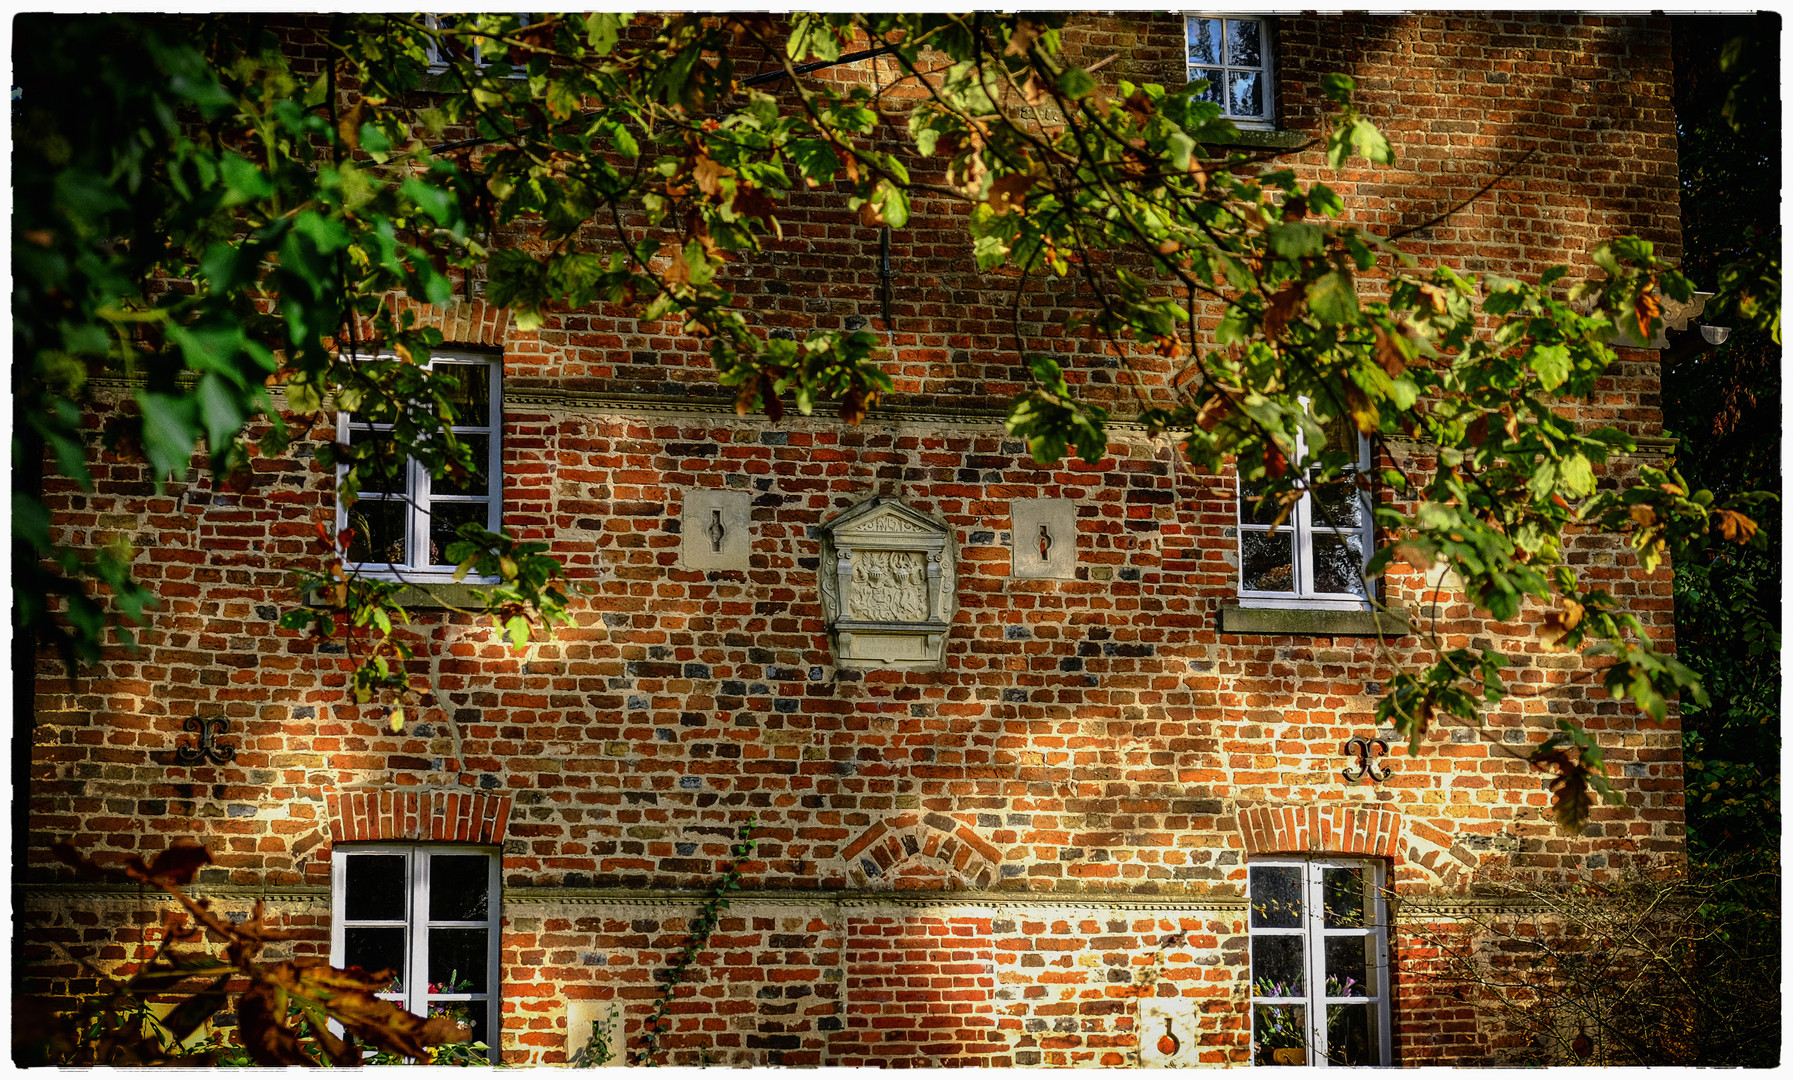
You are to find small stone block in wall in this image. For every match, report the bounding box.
[1009,498,1076,579]
[565,1000,624,1066]
[680,489,752,571]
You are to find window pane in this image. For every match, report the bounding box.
[427,501,490,567]
[1189,67,1224,104]
[1252,934,1305,997]
[1311,480,1365,532]
[1325,1002,1376,1066]
[346,500,408,565]
[429,927,490,993]
[1324,935,1371,997]
[1230,70,1263,118]
[430,855,492,921]
[344,854,408,921]
[1239,480,1294,527]
[345,926,408,990]
[1321,865,1367,928]
[427,1004,488,1060]
[1250,865,1304,927]
[1227,18,1263,67]
[1241,530,1295,593]
[1311,532,1368,596]
[348,429,407,495]
[1187,18,1222,64]
[1253,1004,1307,1066]
[432,435,490,497]
[437,362,492,425]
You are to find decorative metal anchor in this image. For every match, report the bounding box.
[1342,735,1391,783]
[175,717,236,766]
[878,225,896,329]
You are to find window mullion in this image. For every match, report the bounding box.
[1306,863,1329,1066]
[410,850,430,1017]
[409,454,429,570]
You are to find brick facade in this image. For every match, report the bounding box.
[21,12,1685,1067]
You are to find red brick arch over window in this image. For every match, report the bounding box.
[1239,804,1402,859]
[326,788,512,845]
[350,297,513,350]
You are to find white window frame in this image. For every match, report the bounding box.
[423,13,537,73]
[1248,857,1392,1067]
[1184,14,1276,129]
[330,843,503,1061]
[335,351,503,582]
[1236,408,1376,611]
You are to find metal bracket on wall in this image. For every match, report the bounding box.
[175,717,236,766]
[1342,736,1391,783]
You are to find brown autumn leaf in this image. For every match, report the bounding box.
[1539,598,1584,650]
[1194,394,1231,432]
[759,372,784,423]
[145,842,210,885]
[692,154,734,199]
[734,380,757,418]
[1417,281,1450,315]
[239,982,313,1066]
[1263,442,1287,479]
[1022,72,1049,107]
[1004,16,1041,56]
[336,100,365,153]
[1391,541,1431,570]
[985,173,1037,216]
[1713,507,1758,543]
[266,959,465,1062]
[1371,325,1407,377]
[1465,415,1491,447]
[52,840,110,879]
[1122,89,1155,124]
[1635,275,1662,340]
[1344,382,1379,433]
[1628,503,1657,528]
[1532,748,1596,833]
[664,246,690,287]
[730,182,778,226]
[838,386,877,425]
[1263,284,1302,339]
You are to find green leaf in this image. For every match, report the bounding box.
[195,373,247,456]
[1306,271,1360,325]
[1267,222,1325,260]
[1058,67,1097,100]
[1528,343,1571,390]
[400,178,456,226]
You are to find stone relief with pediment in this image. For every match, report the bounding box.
[817,497,956,671]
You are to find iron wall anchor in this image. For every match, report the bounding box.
[175,717,236,766]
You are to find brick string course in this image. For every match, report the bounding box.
[21,12,1684,1067]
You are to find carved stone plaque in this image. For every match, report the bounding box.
[817,497,956,670]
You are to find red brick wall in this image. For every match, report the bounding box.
[22,11,1685,1068]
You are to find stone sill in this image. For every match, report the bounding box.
[306,582,493,610]
[1219,604,1411,637]
[1214,127,1312,150]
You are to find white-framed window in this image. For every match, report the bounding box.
[336,352,502,580]
[331,844,502,1060]
[1248,858,1392,1067]
[423,13,536,72]
[1185,14,1275,127]
[1237,411,1375,610]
